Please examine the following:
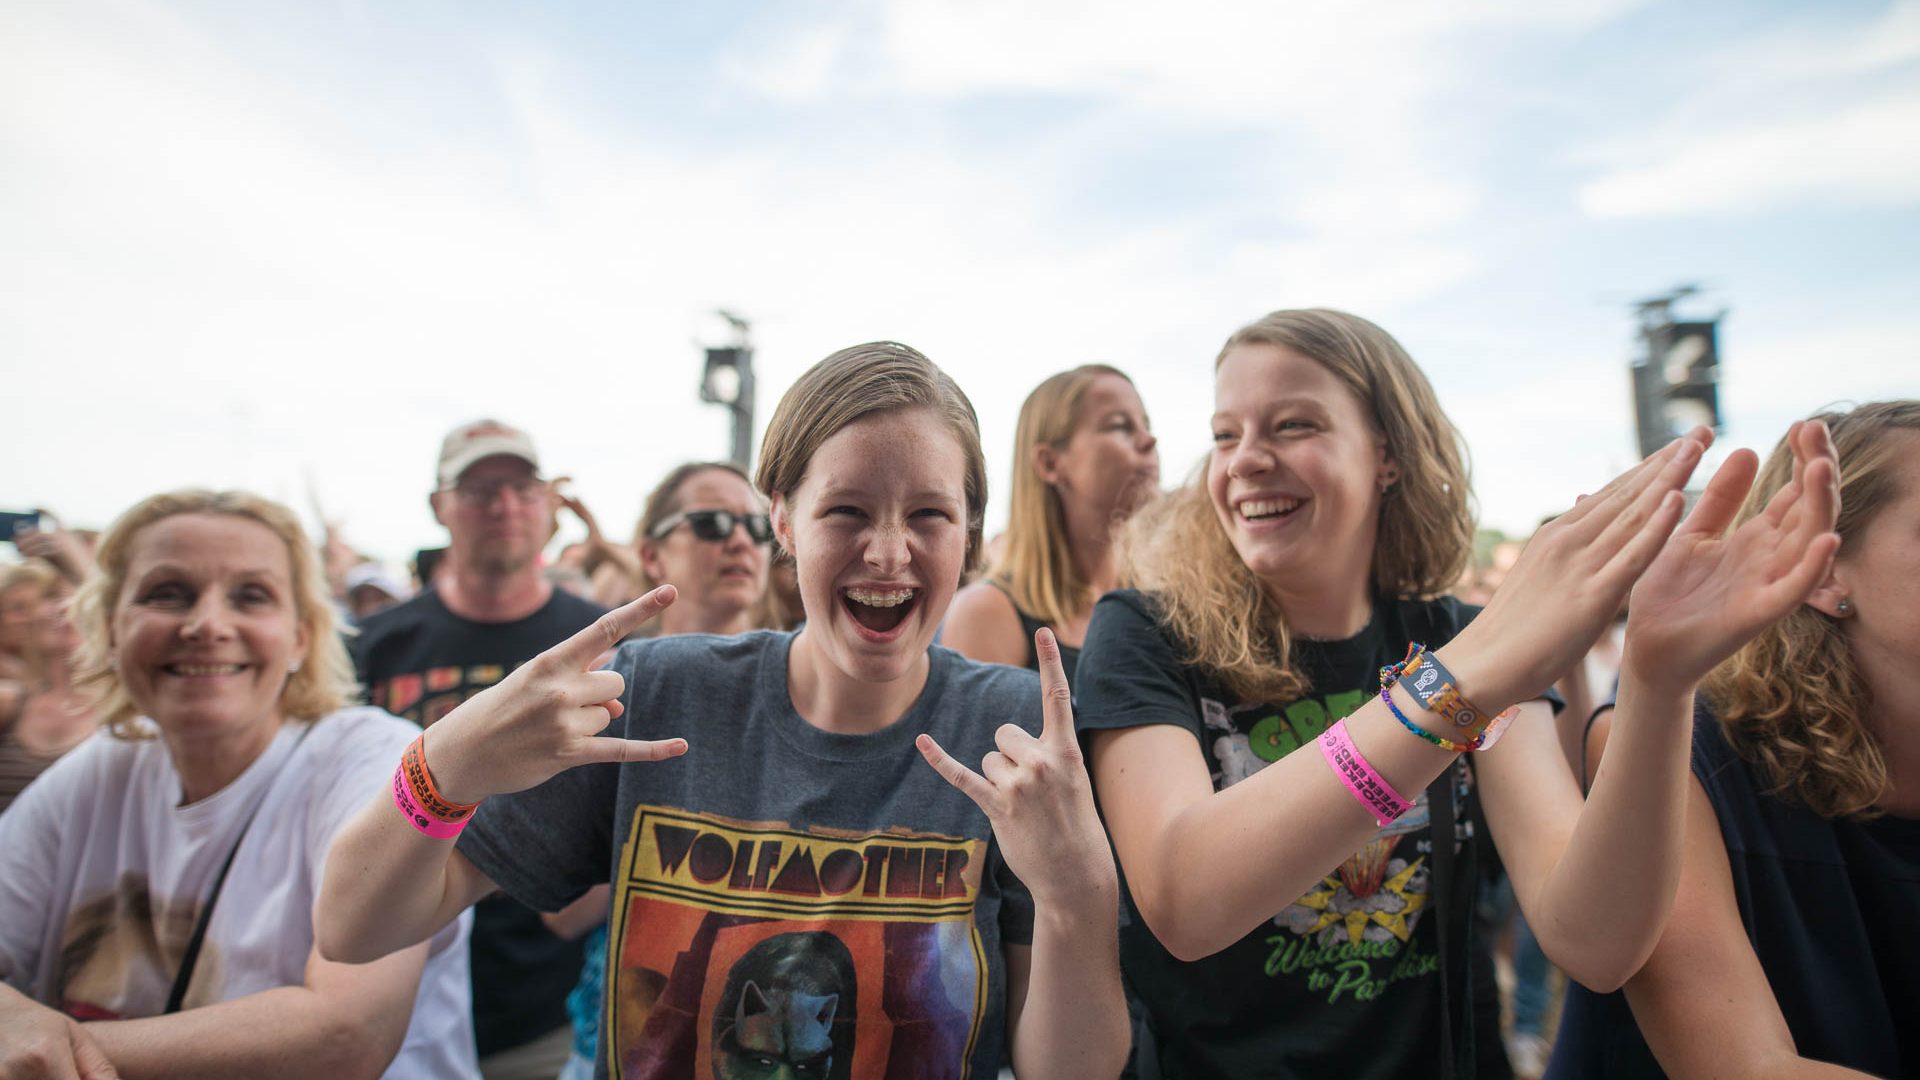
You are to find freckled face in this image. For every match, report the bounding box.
[1208,344,1392,596]
[775,408,971,686]
[111,513,308,743]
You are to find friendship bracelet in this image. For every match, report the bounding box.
[402,734,480,823]
[1318,719,1413,827]
[1381,684,1480,752]
[393,762,469,839]
[1385,643,1520,751]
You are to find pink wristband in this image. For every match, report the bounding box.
[393,763,469,839]
[1318,719,1413,827]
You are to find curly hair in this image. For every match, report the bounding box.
[1704,400,1920,819]
[69,489,357,738]
[1122,309,1474,703]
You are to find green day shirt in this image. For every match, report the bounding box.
[456,631,1037,1080]
[1076,589,1508,1080]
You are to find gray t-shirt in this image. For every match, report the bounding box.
[458,630,1039,1080]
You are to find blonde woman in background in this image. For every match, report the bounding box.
[944,364,1159,684]
[0,559,95,813]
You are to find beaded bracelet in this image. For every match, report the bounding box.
[1318,718,1413,826]
[1380,684,1480,752]
[1381,643,1517,751]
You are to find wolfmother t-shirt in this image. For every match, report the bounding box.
[1075,589,1509,1080]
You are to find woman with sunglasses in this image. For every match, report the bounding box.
[632,463,775,639]
[554,462,776,1080]
[319,342,1129,1080]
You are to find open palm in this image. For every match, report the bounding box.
[1624,421,1840,695]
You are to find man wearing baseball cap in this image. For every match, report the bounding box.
[354,419,606,1079]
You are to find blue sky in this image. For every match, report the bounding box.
[4,0,1915,566]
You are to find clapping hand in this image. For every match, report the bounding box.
[916,629,1116,904]
[423,587,690,805]
[1622,420,1841,694]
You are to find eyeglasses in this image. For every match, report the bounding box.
[650,509,774,545]
[449,476,548,504]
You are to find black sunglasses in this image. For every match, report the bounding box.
[650,509,774,545]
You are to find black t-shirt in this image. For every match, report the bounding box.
[1548,700,1920,1079]
[1075,589,1507,1080]
[353,585,607,1057]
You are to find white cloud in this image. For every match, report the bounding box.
[1577,2,1920,218]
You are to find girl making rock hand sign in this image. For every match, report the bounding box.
[319,343,1126,1080]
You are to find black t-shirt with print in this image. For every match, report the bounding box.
[1075,589,1508,1080]
[353,585,607,1057]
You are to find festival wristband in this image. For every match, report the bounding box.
[402,735,480,823]
[393,763,469,839]
[1318,718,1413,827]
[1388,645,1519,751]
[1382,685,1479,752]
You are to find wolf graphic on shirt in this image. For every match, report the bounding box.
[609,806,992,1080]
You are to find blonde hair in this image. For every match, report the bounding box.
[756,341,988,572]
[70,490,357,738]
[1123,309,1474,703]
[1704,400,1920,819]
[989,364,1132,628]
[0,559,65,681]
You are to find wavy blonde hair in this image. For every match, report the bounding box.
[70,490,357,738]
[1704,400,1920,819]
[1122,309,1474,703]
[989,364,1133,628]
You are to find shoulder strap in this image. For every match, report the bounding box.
[165,721,316,1014]
[1403,598,1477,1079]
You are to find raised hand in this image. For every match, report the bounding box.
[423,586,690,805]
[916,629,1116,904]
[1446,429,1712,710]
[1623,420,1841,693]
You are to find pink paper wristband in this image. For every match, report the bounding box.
[1318,719,1413,827]
[393,764,470,840]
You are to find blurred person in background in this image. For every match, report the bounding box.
[944,364,1159,685]
[345,562,413,625]
[0,559,95,813]
[11,511,99,587]
[551,480,644,610]
[354,419,606,1080]
[0,489,473,1078]
[1551,402,1920,1079]
[553,460,776,1080]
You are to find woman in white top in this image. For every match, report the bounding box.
[0,489,475,1079]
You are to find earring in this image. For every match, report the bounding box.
[1837,599,1852,615]
[108,654,119,673]
[288,659,303,674]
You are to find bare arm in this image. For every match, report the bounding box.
[82,943,430,1080]
[940,581,1032,668]
[1585,721,1874,1078]
[919,630,1128,1080]
[317,589,689,965]
[1089,432,1721,962]
[1480,421,1842,990]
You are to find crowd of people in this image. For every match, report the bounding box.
[0,308,1911,1080]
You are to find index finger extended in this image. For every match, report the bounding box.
[550,585,678,670]
[1034,627,1077,745]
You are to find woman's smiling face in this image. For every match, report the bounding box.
[775,407,971,686]
[111,512,308,743]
